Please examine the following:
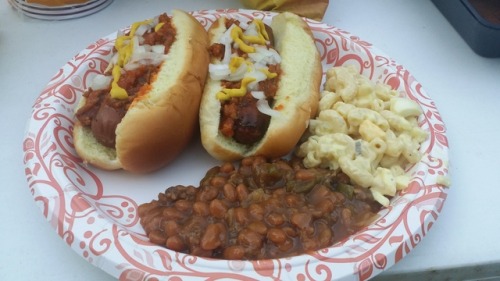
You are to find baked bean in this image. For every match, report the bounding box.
[174,200,193,212]
[310,208,324,219]
[238,165,253,177]
[241,156,256,167]
[309,185,330,203]
[201,223,226,250]
[248,203,265,220]
[193,201,210,216]
[143,216,162,234]
[148,230,167,245]
[163,220,180,236]
[247,221,268,235]
[285,194,302,207]
[238,229,263,250]
[162,207,183,220]
[295,169,316,182]
[190,246,212,257]
[210,176,227,188]
[265,198,282,209]
[291,213,312,230]
[267,228,287,244]
[341,208,352,226]
[236,184,249,201]
[138,156,381,260]
[318,227,333,248]
[233,207,249,224]
[140,205,163,226]
[198,186,219,202]
[219,162,235,173]
[250,156,266,168]
[282,226,298,238]
[335,192,346,203]
[272,188,286,197]
[209,199,228,219]
[317,199,335,215]
[223,245,245,260]
[222,183,237,202]
[302,237,318,251]
[277,238,293,252]
[166,235,185,252]
[137,202,157,217]
[266,212,285,226]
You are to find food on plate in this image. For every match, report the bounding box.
[26,0,90,6]
[297,65,429,206]
[199,12,322,161]
[73,10,209,173]
[138,156,381,260]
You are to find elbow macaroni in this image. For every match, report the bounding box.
[297,65,428,206]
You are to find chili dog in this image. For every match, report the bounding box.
[199,12,322,161]
[73,10,209,173]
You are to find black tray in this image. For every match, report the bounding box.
[432,0,500,58]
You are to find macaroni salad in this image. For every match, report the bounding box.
[297,66,428,206]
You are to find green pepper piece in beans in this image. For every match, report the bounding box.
[336,183,355,199]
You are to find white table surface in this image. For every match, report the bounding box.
[1,0,500,280]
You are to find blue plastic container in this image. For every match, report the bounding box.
[432,0,500,58]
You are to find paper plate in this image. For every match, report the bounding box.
[23,9,450,281]
[9,0,113,20]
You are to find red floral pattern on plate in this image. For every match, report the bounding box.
[22,9,449,281]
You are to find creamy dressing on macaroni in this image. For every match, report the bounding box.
[297,66,428,206]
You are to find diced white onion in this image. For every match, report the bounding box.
[151,44,165,54]
[246,68,267,90]
[219,24,235,45]
[152,16,159,27]
[116,29,125,38]
[124,52,165,70]
[219,24,235,64]
[226,62,247,81]
[131,36,142,54]
[209,63,231,80]
[209,63,230,72]
[256,98,280,117]
[135,23,150,37]
[249,46,281,65]
[208,62,248,81]
[134,45,147,54]
[239,20,249,30]
[90,74,112,90]
[222,41,232,64]
[243,22,259,37]
[110,53,118,65]
[251,91,265,100]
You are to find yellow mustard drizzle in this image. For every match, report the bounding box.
[110,19,153,99]
[259,67,278,79]
[231,26,255,53]
[254,19,269,41]
[229,57,246,73]
[216,19,273,101]
[216,77,256,100]
[154,22,165,32]
[230,19,270,53]
[110,65,128,99]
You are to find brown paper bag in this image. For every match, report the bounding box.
[240,0,329,21]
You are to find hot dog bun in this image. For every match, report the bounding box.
[199,12,322,161]
[73,10,209,173]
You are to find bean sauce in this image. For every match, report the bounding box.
[138,156,382,260]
